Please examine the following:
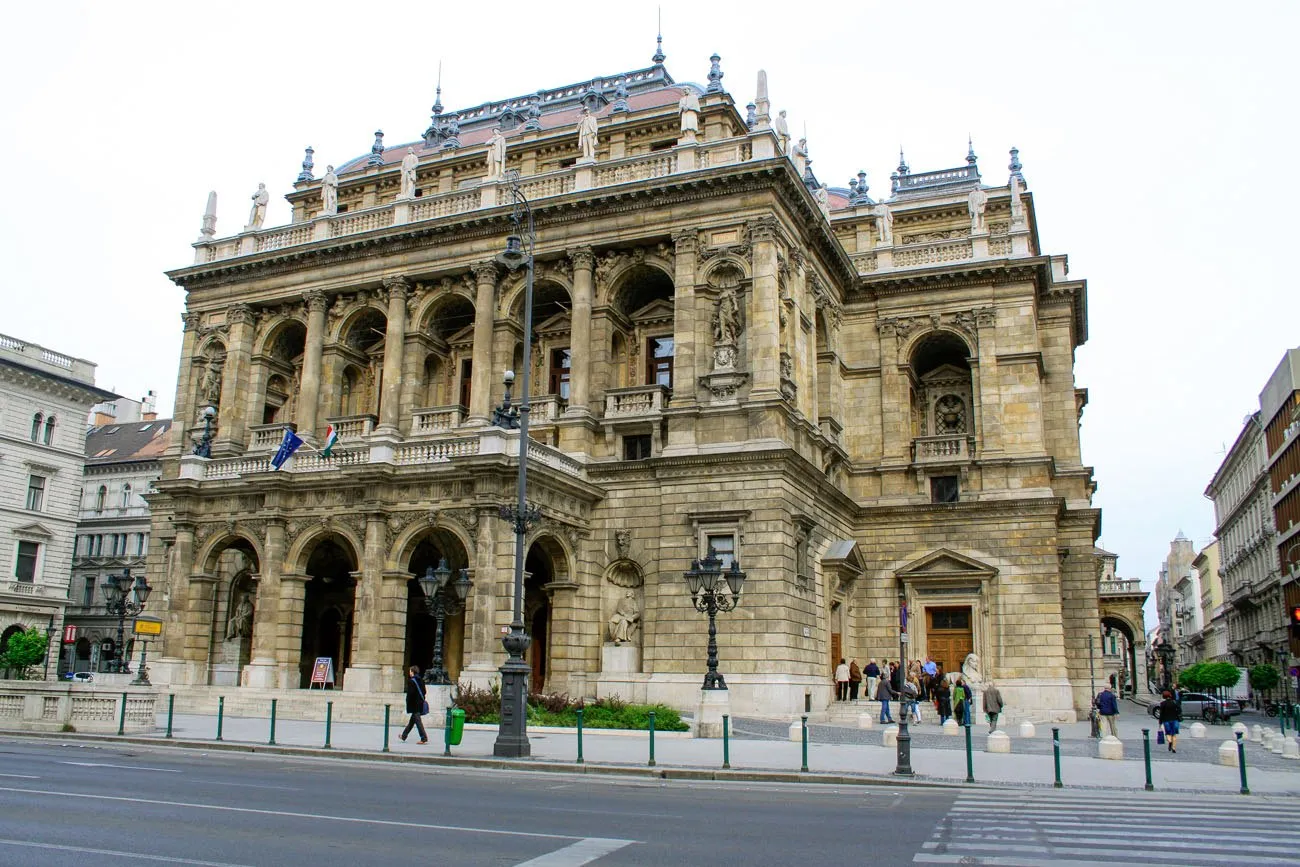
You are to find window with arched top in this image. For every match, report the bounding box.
[121,483,132,509]
[43,415,56,445]
[31,412,43,442]
[95,485,107,513]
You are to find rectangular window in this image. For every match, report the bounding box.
[26,475,46,511]
[82,576,95,607]
[706,533,736,569]
[15,541,39,582]
[930,475,959,504]
[549,348,572,400]
[647,336,674,388]
[459,359,473,408]
[623,434,652,461]
[136,534,147,557]
[929,607,971,630]
[93,535,103,556]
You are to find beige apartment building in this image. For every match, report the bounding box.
[145,48,1102,720]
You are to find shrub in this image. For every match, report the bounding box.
[453,685,686,731]
[453,681,500,722]
[1250,663,1281,693]
[0,628,47,680]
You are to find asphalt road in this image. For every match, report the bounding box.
[0,737,954,866]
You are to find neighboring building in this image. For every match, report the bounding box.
[1260,348,1300,667]
[1190,542,1228,663]
[87,390,158,428]
[146,46,1103,720]
[1096,547,1149,697]
[0,333,115,675]
[1155,531,1197,667]
[61,413,172,676]
[1205,411,1282,666]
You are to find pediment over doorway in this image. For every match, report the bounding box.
[895,548,997,583]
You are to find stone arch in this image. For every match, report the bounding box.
[286,524,365,575]
[255,314,308,358]
[196,531,265,577]
[905,330,975,441]
[595,252,675,309]
[296,532,361,688]
[329,299,388,344]
[416,291,477,339]
[520,533,572,692]
[391,518,474,572]
[401,526,474,682]
[416,293,476,410]
[604,261,675,314]
[500,271,575,321]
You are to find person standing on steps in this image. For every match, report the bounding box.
[834,658,850,702]
[866,658,880,700]
[401,665,429,744]
[1157,689,1181,753]
[848,659,863,702]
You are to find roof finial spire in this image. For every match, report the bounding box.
[966,135,977,166]
[897,146,909,175]
[432,62,444,117]
[652,8,665,66]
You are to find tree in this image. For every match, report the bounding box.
[1249,663,1281,694]
[0,627,47,680]
[1202,661,1242,691]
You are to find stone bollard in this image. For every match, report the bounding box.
[1188,721,1207,738]
[1098,735,1123,760]
[1271,735,1286,755]
[883,726,898,747]
[986,730,1011,753]
[788,719,802,742]
[1232,722,1248,738]
[1018,721,1036,739]
[1251,724,1264,743]
[1218,740,1240,767]
[1283,738,1300,760]
[857,712,874,729]
[942,718,960,736]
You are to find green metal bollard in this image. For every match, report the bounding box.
[1052,727,1062,788]
[576,708,584,764]
[382,705,391,753]
[269,698,277,745]
[964,720,974,783]
[1141,728,1154,791]
[800,714,809,773]
[1236,732,1250,795]
[722,714,731,770]
[117,692,127,736]
[323,700,333,749]
[1279,704,1287,738]
[444,707,453,757]
[165,693,174,739]
[216,696,225,741]
[648,711,656,767]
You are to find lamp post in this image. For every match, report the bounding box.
[418,559,474,685]
[131,638,152,686]
[1087,633,1100,739]
[1277,645,1292,718]
[193,405,216,458]
[683,554,745,689]
[1157,639,1175,693]
[493,170,541,759]
[101,567,151,673]
[895,584,913,776]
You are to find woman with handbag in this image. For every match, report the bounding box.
[401,665,429,744]
[1157,689,1181,753]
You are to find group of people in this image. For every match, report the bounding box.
[834,657,1002,729]
[1093,683,1182,753]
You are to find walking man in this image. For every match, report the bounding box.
[877,668,896,723]
[983,680,1004,732]
[1095,683,1120,738]
[400,665,429,744]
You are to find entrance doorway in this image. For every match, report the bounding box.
[523,543,555,694]
[299,537,357,688]
[926,606,973,677]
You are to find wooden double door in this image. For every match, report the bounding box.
[926,606,973,675]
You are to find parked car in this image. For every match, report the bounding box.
[1148,692,1240,720]
[64,671,93,683]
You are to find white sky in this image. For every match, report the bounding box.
[3,1,1297,622]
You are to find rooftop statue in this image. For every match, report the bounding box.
[874,201,894,246]
[678,87,700,138]
[321,166,338,216]
[577,107,599,165]
[775,110,790,154]
[486,127,507,180]
[398,148,418,201]
[968,185,988,234]
[245,183,269,231]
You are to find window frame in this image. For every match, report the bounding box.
[26,474,46,512]
[646,335,675,389]
[14,540,40,583]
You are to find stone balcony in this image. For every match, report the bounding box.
[603,385,669,423]
[911,434,975,466]
[409,405,466,436]
[1099,579,1144,597]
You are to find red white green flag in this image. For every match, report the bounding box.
[321,424,339,457]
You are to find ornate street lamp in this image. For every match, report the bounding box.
[418,559,473,685]
[193,405,216,458]
[1277,645,1292,716]
[493,170,542,759]
[1156,639,1175,693]
[895,583,913,776]
[102,567,150,673]
[683,554,745,689]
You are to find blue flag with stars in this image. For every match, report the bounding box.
[270,428,304,470]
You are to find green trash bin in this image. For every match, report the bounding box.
[448,708,466,746]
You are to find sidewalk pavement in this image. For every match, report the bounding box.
[112,711,1300,797]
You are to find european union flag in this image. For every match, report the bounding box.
[270,428,304,470]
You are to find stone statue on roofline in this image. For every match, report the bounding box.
[321,166,338,216]
[577,107,599,164]
[245,183,269,231]
[678,87,700,138]
[775,110,790,153]
[398,148,418,201]
[486,127,507,180]
[874,201,894,246]
[968,185,988,234]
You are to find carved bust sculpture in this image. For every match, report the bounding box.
[962,652,982,684]
[608,590,640,645]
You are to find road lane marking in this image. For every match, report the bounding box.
[59,762,181,773]
[0,785,638,844]
[514,838,636,866]
[0,774,38,779]
[190,779,302,791]
[0,838,252,866]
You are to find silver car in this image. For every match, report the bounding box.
[1149,692,1240,720]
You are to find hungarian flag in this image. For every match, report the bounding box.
[271,428,305,470]
[321,424,339,458]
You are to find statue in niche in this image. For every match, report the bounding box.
[246,183,269,230]
[678,87,700,136]
[226,592,254,641]
[968,185,988,234]
[577,107,599,163]
[874,201,894,245]
[321,165,338,216]
[200,357,224,404]
[713,288,741,345]
[608,590,640,645]
[398,148,418,200]
[485,127,507,180]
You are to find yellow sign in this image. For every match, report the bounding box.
[133,619,163,635]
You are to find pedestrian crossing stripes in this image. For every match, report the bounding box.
[914,789,1300,866]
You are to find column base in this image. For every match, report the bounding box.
[241,659,282,689]
[695,687,731,738]
[342,664,385,693]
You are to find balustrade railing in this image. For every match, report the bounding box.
[410,405,466,435]
[247,423,288,450]
[394,437,481,465]
[6,582,37,596]
[529,395,564,424]
[329,209,394,237]
[1100,579,1143,595]
[292,448,367,472]
[912,434,974,464]
[593,153,676,186]
[410,191,480,221]
[325,414,377,441]
[204,456,272,480]
[255,225,314,252]
[604,384,669,418]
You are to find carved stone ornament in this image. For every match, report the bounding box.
[606,559,643,589]
[614,528,631,559]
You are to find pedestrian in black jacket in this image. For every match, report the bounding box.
[1157,690,1181,753]
[401,665,429,744]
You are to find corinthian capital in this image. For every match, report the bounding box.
[472,261,502,284]
[381,275,411,303]
[182,311,201,332]
[567,247,595,272]
[228,304,255,326]
[304,290,329,314]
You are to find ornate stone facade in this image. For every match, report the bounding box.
[148,53,1100,720]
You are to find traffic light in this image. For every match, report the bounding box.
[1291,606,1300,627]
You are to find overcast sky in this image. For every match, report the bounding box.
[3,2,1296,622]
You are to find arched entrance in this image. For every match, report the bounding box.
[201,537,260,686]
[299,536,358,688]
[523,539,566,693]
[404,530,471,682]
[1101,616,1140,698]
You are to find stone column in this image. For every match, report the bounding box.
[467,262,500,423]
[182,572,218,680]
[671,230,699,406]
[543,580,581,696]
[378,570,412,690]
[345,512,387,692]
[748,218,782,399]
[377,277,410,434]
[791,252,812,419]
[161,524,194,663]
[296,290,328,440]
[461,508,500,683]
[973,307,1001,455]
[214,304,256,454]
[566,248,594,416]
[168,313,201,456]
[878,319,908,464]
[243,520,284,688]
[277,573,312,689]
